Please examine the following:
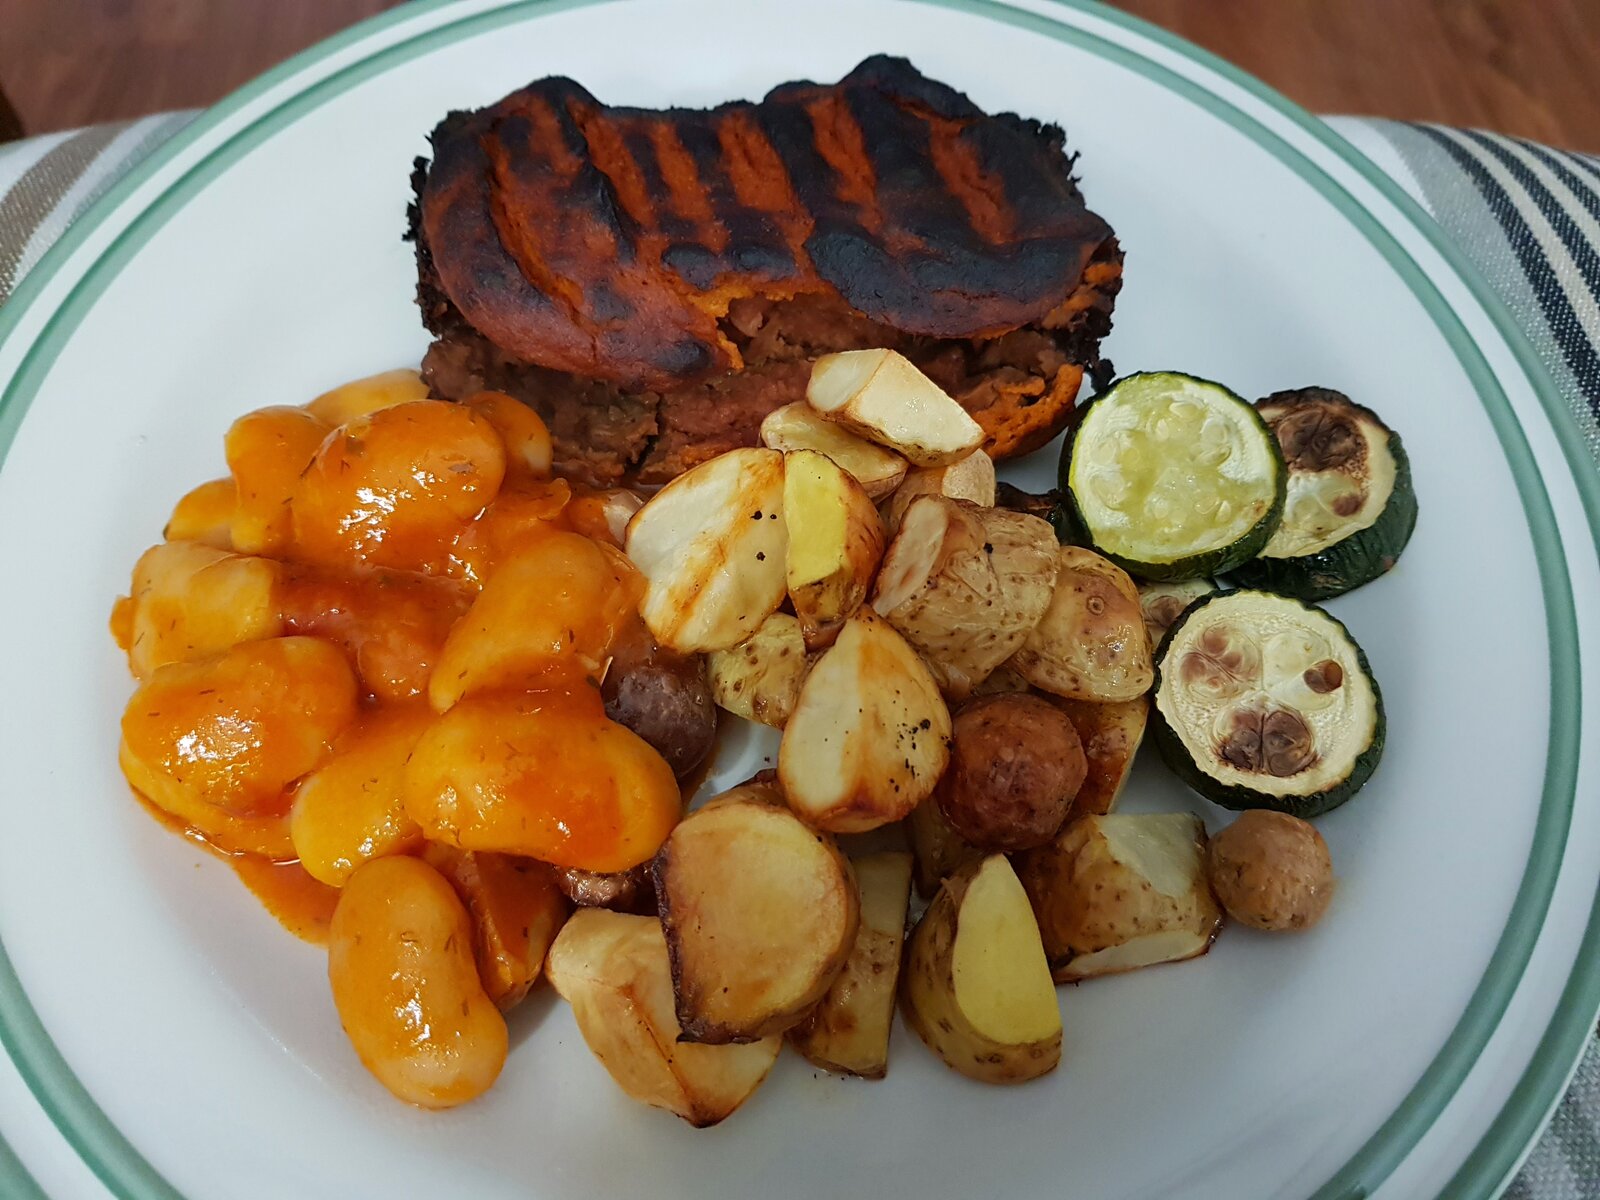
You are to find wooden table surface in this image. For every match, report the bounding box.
[1,0,1597,151]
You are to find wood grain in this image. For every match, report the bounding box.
[1114,0,1600,151]
[0,0,1596,151]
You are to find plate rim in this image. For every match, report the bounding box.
[0,1,1593,1197]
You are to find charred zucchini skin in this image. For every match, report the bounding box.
[1150,590,1387,818]
[1231,423,1417,602]
[1060,373,1287,582]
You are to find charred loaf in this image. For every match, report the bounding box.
[411,56,1122,485]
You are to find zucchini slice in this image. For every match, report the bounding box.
[1231,388,1417,601]
[1062,373,1285,581]
[1152,590,1384,817]
[1138,578,1216,648]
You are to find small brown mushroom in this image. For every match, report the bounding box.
[1206,810,1334,931]
[936,694,1086,852]
[553,864,657,915]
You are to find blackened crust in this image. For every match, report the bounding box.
[415,56,1117,394]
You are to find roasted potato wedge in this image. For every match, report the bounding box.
[807,349,985,467]
[908,795,984,899]
[1046,695,1149,816]
[902,855,1061,1084]
[872,496,1057,698]
[654,784,859,1042]
[123,540,283,678]
[546,909,781,1127]
[1010,545,1154,702]
[789,851,913,1078]
[783,449,885,648]
[707,611,809,728]
[424,845,569,1009]
[1016,812,1223,981]
[880,450,996,536]
[779,611,951,833]
[625,447,788,652]
[760,402,908,499]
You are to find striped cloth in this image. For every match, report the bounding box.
[0,114,1598,1199]
[0,113,195,306]
[1332,122,1600,1200]
[1346,120,1600,472]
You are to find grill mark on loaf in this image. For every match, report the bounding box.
[801,92,886,234]
[920,109,1014,246]
[485,108,591,323]
[847,87,977,253]
[570,103,658,234]
[485,84,732,383]
[650,122,721,242]
[421,110,596,372]
[673,113,803,289]
[713,109,815,285]
[645,117,736,294]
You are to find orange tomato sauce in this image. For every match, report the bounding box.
[110,372,686,941]
[131,791,336,943]
[233,857,342,945]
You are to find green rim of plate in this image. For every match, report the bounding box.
[0,2,1593,1198]
[0,1131,47,1200]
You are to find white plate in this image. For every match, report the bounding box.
[0,2,1597,1197]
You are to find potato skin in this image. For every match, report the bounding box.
[655,787,859,1043]
[908,796,983,899]
[1017,813,1222,980]
[1010,545,1153,702]
[602,626,717,779]
[937,695,1086,852]
[545,909,781,1127]
[1207,811,1335,931]
[1045,695,1148,817]
[900,856,1061,1084]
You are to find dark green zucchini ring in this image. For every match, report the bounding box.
[1061,372,1286,582]
[1230,388,1417,601]
[1152,589,1385,818]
